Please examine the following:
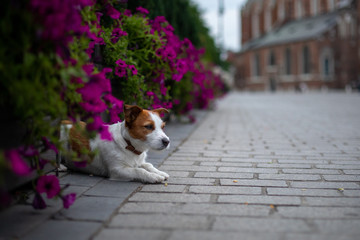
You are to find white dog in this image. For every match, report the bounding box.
[60,105,170,183]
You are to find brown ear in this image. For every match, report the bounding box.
[152,108,170,118]
[124,104,143,127]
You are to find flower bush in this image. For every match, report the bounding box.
[0,0,226,209]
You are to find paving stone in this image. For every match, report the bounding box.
[267,188,342,197]
[128,192,211,203]
[194,172,254,179]
[282,168,340,174]
[167,156,220,162]
[322,175,360,181]
[220,179,288,187]
[109,214,210,229]
[200,162,253,167]
[259,173,321,180]
[315,164,360,169]
[162,160,196,165]
[304,197,360,206]
[164,170,190,177]
[313,219,360,234]
[218,195,302,205]
[285,233,358,240]
[140,184,186,193]
[257,163,313,168]
[220,158,273,163]
[84,180,141,198]
[189,185,261,195]
[159,165,217,171]
[23,220,101,240]
[343,170,360,174]
[218,167,279,173]
[213,217,311,232]
[343,190,360,197]
[168,230,284,240]
[291,181,360,189]
[60,172,104,187]
[57,196,123,221]
[94,228,170,240]
[166,177,215,185]
[277,206,360,219]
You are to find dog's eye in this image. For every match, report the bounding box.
[144,125,154,130]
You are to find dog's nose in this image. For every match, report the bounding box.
[162,138,170,147]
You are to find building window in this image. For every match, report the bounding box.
[311,0,318,15]
[296,0,303,19]
[252,13,260,38]
[278,0,285,21]
[253,53,261,76]
[268,50,276,66]
[285,48,292,75]
[302,45,311,74]
[320,47,334,80]
[328,0,335,11]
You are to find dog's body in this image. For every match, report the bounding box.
[60,105,170,183]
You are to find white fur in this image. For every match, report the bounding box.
[61,113,170,183]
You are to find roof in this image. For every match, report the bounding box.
[240,11,339,52]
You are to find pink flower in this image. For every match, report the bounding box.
[106,5,120,19]
[128,65,138,75]
[160,84,167,96]
[36,175,60,199]
[42,137,58,154]
[115,66,126,78]
[176,59,188,74]
[62,193,76,209]
[136,6,149,15]
[115,59,127,68]
[32,192,47,209]
[123,9,132,17]
[87,115,103,131]
[99,125,112,141]
[5,149,31,176]
[111,28,128,43]
[172,73,183,82]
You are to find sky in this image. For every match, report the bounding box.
[191,0,247,52]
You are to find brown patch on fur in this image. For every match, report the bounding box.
[152,108,169,118]
[127,110,155,140]
[62,121,91,158]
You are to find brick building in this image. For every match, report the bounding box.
[229,0,360,91]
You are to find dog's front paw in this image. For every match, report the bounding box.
[157,170,170,180]
[145,173,165,183]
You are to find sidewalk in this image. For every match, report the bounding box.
[1,92,360,240]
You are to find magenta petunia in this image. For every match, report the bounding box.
[36,175,60,199]
[99,125,112,141]
[115,59,127,68]
[136,6,149,15]
[123,9,132,17]
[128,65,138,75]
[5,149,31,176]
[32,192,47,209]
[115,66,126,78]
[160,83,167,96]
[106,5,120,19]
[87,115,103,131]
[62,193,76,209]
[42,137,59,154]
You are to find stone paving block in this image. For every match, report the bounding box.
[220,158,273,163]
[168,230,284,240]
[218,195,302,205]
[84,179,141,198]
[290,181,359,189]
[267,188,342,197]
[56,196,123,221]
[315,164,360,169]
[164,170,190,177]
[109,214,210,230]
[343,190,360,197]
[167,156,220,161]
[23,220,101,240]
[313,219,360,234]
[278,159,329,164]
[218,167,279,173]
[285,233,358,240]
[257,163,313,168]
[282,168,340,174]
[140,184,186,193]
[162,160,196,165]
[259,173,321,180]
[166,177,215,185]
[194,172,254,179]
[128,192,211,203]
[277,206,360,219]
[94,228,170,240]
[159,165,217,172]
[60,172,104,187]
[343,170,360,175]
[200,161,253,167]
[189,185,262,195]
[220,179,288,187]
[119,202,178,214]
[322,174,360,181]
[213,217,311,232]
[304,197,360,207]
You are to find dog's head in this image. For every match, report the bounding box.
[124,104,170,150]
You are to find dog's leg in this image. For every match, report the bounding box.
[141,163,169,180]
[110,166,165,183]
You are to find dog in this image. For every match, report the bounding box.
[60,104,170,183]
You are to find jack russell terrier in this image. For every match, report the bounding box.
[60,104,170,183]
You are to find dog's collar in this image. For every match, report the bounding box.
[124,138,143,155]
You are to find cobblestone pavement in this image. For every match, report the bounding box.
[1,92,360,240]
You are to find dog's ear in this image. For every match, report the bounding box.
[152,108,170,118]
[124,105,143,126]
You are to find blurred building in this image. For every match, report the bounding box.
[229,0,359,91]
